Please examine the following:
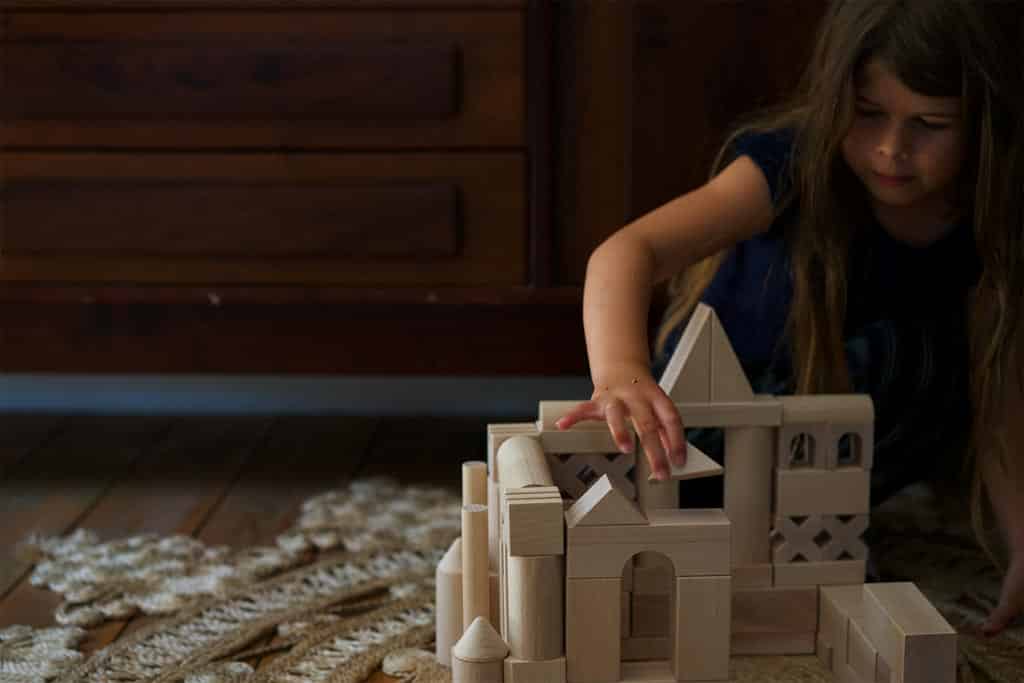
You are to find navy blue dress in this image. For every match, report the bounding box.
[652,129,980,505]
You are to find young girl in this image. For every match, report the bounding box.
[556,0,1023,635]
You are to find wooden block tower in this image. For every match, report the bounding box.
[435,303,957,683]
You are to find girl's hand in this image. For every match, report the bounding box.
[554,369,686,481]
[982,550,1024,636]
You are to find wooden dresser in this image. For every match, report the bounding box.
[0,0,570,374]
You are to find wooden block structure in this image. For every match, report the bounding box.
[435,303,958,682]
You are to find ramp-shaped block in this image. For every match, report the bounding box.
[666,440,724,481]
[565,474,647,528]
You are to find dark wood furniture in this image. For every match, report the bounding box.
[0,1,827,375]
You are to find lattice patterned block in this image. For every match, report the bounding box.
[771,514,869,563]
[546,452,636,501]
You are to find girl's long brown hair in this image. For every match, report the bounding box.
[654,0,1023,559]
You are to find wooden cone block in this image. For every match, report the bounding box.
[507,555,564,661]
[453,616,509,683]
[436,537,464,666]
[463,503,490,629]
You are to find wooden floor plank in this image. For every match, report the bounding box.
[64,416,276,655]
[0,414,66,481]
[0,416,171,611]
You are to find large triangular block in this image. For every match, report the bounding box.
[658,303,712,402]
[667,441,724,481]
[565,474,647,527]
[708,307,754,401]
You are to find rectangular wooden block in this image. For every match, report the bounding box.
[731,631,817,655]
[566,578,621,683]
[540,428,618,454]
[631,593,670,636]
[732,563,773,588]
[505,656,566,683]
[568,508,730,545]
[504,492,564,557]
[862,583,957,683]
[732,585,819,635]
[819,585,865,671]
[773,560,866,587]
[567,537,730,579]
[775,468,871,516]
[676,399,783,427]
[621,635,670,662]
[849,615,879,683]
[673,575,731,681]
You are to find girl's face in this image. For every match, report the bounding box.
[841,58,966,245]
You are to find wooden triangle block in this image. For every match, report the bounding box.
[668,441,724,481]
[708,307,754,401]
[658,303,712,402]
[565,474,647,527]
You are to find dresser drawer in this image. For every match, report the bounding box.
[0,152,526,286]
[0,8,523,149]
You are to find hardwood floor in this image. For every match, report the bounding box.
[0,413,510,681]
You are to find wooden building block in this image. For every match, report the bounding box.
[709,306,754,401]
[621,636,670,662]
[435,537,463,667]
[772,514,868,564]
[732,563,773,588]
[620,660,678,682]
[452,616,508,683]
[462,504,489,630]
[463,460,488,506]
[622,590,631,636]
[566,577,621,683]
[816,634,834,670]
[504,491,564,557]
[666,440,724,480]
[658,302,712,403]
[732,585,818,635]
[506,555,563,661]
[488,476,500,571]
[635,454,679,512]
[731,631,816,655]
[568,538,730,580]
[547,450,637,501]
[540,427,619,454]
[849,616,879,683]
[631,592,670,636]
[569,508,730,545]
[498,435,554,489]
[875,654,894,683]
[773,559,866,587]
[676,399,783,427]
[862,583,957,683]
[565,473,647,528]
[775,468,871,516]
[504,657,566,683]
[777,395,875,470]
[673,575,731,681]
[724,426,774,566]
[488,422,539,479]
[819,585,866,672]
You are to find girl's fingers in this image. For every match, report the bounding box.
[631,407,669,480]
[604,400,634,453]
[652,396,686,466]
[555,401,600,430]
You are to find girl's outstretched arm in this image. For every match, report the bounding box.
[981,377,1024,636]
[557,156,774,480]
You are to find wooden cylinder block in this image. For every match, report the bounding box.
[488,476,500,572]
[452,658,504,683]
[724,426,774,565]
[507,554,564,661]
[463,503,490,629]
[436,537,464,666]
[497,435,554,488]
[463,460,488,506]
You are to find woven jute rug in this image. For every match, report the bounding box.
[2,478,1020,683]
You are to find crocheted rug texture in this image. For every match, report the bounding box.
[3,479,1020,683]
